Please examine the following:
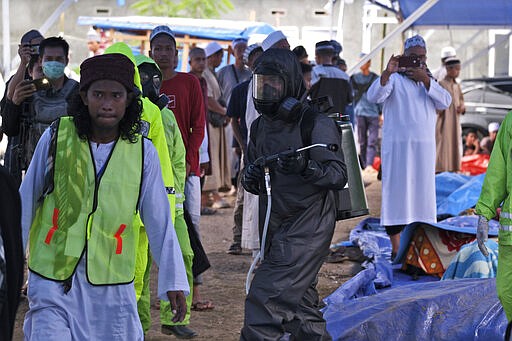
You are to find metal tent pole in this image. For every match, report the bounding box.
[8,0,78,74]
[2,0,10,78]
[348,0,440,76]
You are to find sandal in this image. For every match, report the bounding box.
[191,300,215,311]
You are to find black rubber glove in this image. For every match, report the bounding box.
[241,162,264,195]
[277,152,308,174]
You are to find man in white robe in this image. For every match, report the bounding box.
[367,35,452,258]
[20,54,189,340]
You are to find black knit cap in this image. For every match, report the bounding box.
[79,53,135,92]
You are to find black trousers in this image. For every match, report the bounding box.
[0,165,24,341]
[240,203,335,340]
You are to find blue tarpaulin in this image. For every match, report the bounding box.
[77,16,275,41]
[323,170,507,340]
[324,278,507,340]
[324,216,506,340]
[338,215,499,291]
[398,0,512,27]
[435,172,485,217]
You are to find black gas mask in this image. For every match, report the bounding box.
[252,49,306,122]
[253,73,302,122]
[138,63,169,110]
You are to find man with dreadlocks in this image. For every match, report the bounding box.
[19,53,188,340]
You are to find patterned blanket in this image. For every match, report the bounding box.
[442,240,499,280]
[401,224,476,277]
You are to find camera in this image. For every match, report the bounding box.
[29,78,51,91]
[30,45,39,55]
[398,55,421,68]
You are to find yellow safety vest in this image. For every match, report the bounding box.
[28,117,143,285]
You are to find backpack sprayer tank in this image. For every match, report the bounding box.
[330,113,369,220]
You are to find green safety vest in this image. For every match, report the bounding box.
[28,117,143,285]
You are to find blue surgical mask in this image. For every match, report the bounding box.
[42,61,66,79]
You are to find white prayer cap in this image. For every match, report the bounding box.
[444,56,460,65]
[87,28,101,42]
[243,43,262,65]
[488,122,500,133]
[262,30,287,51]
[205,42,223,57]
[441,46,457,59]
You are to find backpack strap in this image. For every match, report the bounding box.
[41,119,61,199]
[299,105,318,159]
[299,105,317,148]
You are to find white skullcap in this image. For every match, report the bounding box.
[444,56,460,65]
[262,30,287,51]
[488,122,500,133]
[243,43,262,65]
[441,46,457,59]
[87,28,101,42]
[205,42,223,57]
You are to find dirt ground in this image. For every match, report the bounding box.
[12,171,382,341]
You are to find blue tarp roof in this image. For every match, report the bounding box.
[77,16,276,41]
[398,0,512,27]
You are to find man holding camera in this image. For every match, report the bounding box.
[366,35,451,259]
[240,48,347,340]
[2,36,78,179]
[1,30,44,184]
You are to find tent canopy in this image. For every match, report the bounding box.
[77,16,275,41]
[77,16,276,71]
[397,0,512,27]
[349,0,512,75]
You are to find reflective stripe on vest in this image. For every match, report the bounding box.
[500,225,512,232]
[499,211,512,231]
[28,117,143,284]
[44,208,60,244]
[501,212,512,219]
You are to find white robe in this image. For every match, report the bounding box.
[242,79,260,250]
[367,73,451,226]
[20,129,189,341]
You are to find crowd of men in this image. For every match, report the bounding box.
[2,24,509,341]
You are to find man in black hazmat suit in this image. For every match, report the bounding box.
[240,48,347,340]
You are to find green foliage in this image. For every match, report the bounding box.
[130,0,234,18]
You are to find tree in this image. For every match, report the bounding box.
[130,0,234,18]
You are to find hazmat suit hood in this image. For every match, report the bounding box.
[252,48,306,121]
[134,54,169,109]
